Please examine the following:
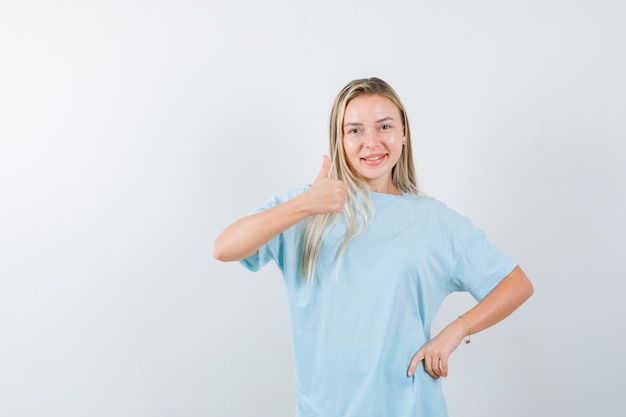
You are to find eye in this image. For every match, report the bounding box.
[380,124,391,130]
[346,128,360,134]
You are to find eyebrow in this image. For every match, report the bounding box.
[343,117,395,128]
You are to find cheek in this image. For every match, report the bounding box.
[342,139,358,157]
[382,136,400,150]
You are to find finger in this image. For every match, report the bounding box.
[439,356,449,378]
[407,349,424,377]
[316,155,331,179]
[429,356,440,379]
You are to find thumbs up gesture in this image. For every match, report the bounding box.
[305,155,348,215]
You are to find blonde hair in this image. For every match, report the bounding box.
[300,77,419,280]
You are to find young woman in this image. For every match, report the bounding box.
[214,77,533,417]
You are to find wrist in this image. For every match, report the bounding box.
[456,315,472,344]
[291,190,317,220]
[292,192,316,217]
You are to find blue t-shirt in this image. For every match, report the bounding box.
[240,186,516,417]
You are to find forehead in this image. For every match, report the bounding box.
[343,94,400,123]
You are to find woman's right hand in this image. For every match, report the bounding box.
[304,155,348,215]
[214,155,348,262]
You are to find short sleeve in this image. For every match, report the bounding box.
[239,239,275,272]
[238,186,310,273]
[449,230,517,301]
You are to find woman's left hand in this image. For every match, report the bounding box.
[407,266,534,379]
[407,319,466,379]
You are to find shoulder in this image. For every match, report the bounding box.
[398,194,477,233]
[271,185,311,203]
[399,194,465,216]
[251,185,311,212]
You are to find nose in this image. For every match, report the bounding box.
[363,129,380,148]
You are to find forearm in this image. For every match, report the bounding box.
[213,193,312,262]
[408,265,533,378]
[451,265,534,338]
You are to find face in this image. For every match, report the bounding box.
[342,94,406,193]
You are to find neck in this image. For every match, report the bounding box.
[367,180,402,195]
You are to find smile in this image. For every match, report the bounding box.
[360,154,388,165]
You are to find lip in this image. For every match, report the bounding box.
[360,153,388,166]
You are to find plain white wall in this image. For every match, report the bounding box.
[1,0,625,416]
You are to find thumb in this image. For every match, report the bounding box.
[316,155,331,179]
[407,348,424,377]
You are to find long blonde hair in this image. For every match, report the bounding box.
[300,77,419,280]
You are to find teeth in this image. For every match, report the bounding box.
[364,155,383,161]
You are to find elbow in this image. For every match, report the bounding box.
[213,240,230,262]
[213,238,246,262]
[527,276,535,297]
[515,265,534,301]
[520,281,534,306]
[525,278,535,300]
[213,246,224,262]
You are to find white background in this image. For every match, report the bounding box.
[1,0,625,416]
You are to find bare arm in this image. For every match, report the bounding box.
[213,156,348,262]
[407,265,534,378]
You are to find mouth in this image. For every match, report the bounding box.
[361,153,388,165]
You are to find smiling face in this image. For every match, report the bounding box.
[342,94,406,194]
